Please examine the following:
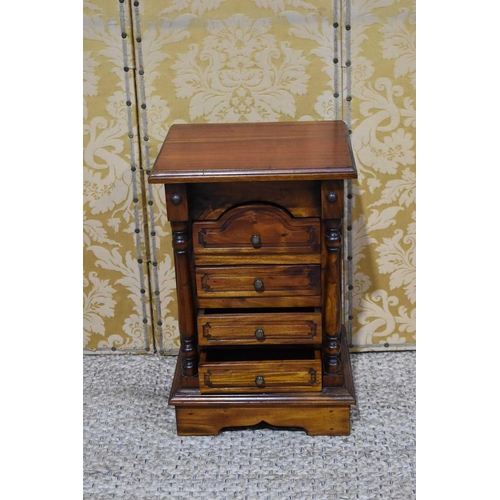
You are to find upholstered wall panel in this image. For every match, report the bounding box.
[84,0,154,352]
[83,0,415,353]
[345,0,416,350]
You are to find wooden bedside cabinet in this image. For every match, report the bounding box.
[149,121,357,436]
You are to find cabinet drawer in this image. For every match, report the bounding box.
[198,348,322,394]
[193,205,320,257]
[198,308,322,346]
[195,265,321,308]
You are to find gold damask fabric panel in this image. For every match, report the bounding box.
[84,0,154,353]
[133,0,337,125]
[83,0,416,354]
[343,0,416,350]
[131,0,341,354]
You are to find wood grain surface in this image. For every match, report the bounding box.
[189,181,321,220]
[149,121,357,183]
[193,205,320,256]
[197,308,322,346]
[175,405,351,436]
[196,265,321,297]
[198,349,322,394]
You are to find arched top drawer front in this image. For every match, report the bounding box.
[193,205,320,256]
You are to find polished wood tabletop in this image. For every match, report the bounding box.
[149,121,357,183]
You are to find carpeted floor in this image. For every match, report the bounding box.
[83,351,415,499]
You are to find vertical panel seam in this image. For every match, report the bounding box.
[333,0,341,121]
[128,0,164,354]
[118,2,149,350]
[333,0,344,330]
[341,0,354,346]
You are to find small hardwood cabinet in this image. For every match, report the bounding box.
[149,121,357,436]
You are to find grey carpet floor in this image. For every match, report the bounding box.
[83,352,415,500]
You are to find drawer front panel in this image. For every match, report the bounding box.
[198,309,322,346]
[196,265,321,298]
[199,351,322,394]
[193,205,320,256]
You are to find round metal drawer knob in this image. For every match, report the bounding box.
[253,279,264,291]
[255,328,265,340]
[255,375,265,387]
[251,234,261,246]
[327,192,338,203]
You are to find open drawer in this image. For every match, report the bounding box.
[198,348,322,394]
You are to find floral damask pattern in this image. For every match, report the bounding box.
[348,0,416,350]
[83,1,153,353]
[172,14,310,122]
[83,0,416,353]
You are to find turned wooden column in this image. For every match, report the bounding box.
[321,181,344,378]
[165,184,198,377]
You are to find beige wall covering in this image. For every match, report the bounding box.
[83,0,415,353]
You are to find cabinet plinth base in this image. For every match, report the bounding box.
[168,330,356,436]
[175,405,351,436]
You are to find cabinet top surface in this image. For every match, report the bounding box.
[149,121,357,184]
